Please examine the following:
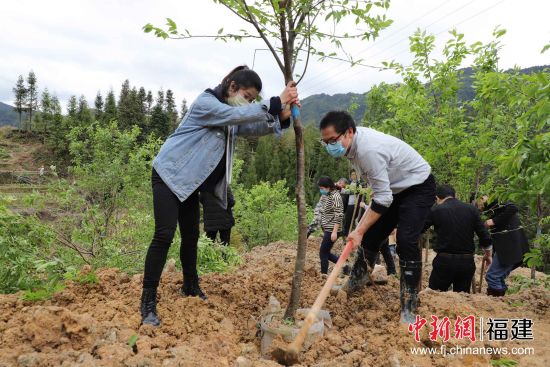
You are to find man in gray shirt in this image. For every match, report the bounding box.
[319,111,435,323]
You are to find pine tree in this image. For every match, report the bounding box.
[12,75,27,130]
[26,71,38,131]
[40,88,53,134]
[151,90,170,139]
[117,80,132,129]
[77,95,93,126]
[94,91,104,120]
[180,98,188,120]
[165,89,178,131]
[67,96,78,119]
[146,90,153,114]
[138,87,147,114]
[103,89,117,124]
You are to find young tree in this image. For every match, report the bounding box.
[12,75,27,129]
[94,91,104,120]
[144,0,392,319]
[26,71,39,131]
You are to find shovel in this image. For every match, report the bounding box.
[272,240,355,365]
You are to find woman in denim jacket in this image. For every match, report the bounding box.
[140,65,298,326]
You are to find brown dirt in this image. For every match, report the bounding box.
[0,239,548,367]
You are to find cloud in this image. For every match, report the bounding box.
[1,0,549,111]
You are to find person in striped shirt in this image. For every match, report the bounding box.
[317,176,345,275]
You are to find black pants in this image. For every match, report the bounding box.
[429,253,475,293]
[206,229,231,246]
[320,231,341,274]
[360,175,435,262]
[143,169,200,289]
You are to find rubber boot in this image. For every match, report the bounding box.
[399,260,422,324]
[181,274,208,301]
[140,287,160,326]
[380,242,397,276]
[487,287,506,297]
[342,247,377,295]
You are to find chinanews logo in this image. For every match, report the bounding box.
[407,315,535,357]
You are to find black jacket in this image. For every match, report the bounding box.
[485,201,529,266]
[200,188,235,231]
[424,198,492,254]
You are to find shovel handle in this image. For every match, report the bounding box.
[289,240,355,351]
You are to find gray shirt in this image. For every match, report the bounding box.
[346,127,431,209]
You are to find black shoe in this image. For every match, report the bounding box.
[180,274,208,301]
[399,260,422,324]
[140,287,160,327]
[342,247,377,294]
[487,287,506,297]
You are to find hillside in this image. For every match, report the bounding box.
[0,101,26,128]
[299,64,550,125]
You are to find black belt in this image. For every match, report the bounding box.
[437,253,474,259]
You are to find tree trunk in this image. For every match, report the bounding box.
[283,109,308,320]
[282,57,308,319]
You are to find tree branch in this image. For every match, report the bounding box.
[242,0,285,74]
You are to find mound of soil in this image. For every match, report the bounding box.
[0,239,548,366]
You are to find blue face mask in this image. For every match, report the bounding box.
[325,141,346,158]
[319,189,329,196]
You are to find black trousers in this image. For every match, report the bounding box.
[360,175,435,262]
[143,169,200,289]
[429,254,475,293]
[319,231,341,274]
[206,229,231,246]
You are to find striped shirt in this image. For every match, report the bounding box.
[321,190,344,232]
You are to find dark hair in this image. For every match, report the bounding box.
[436,184,456,199]
[318,176,336,189]
[319,111,357,134]
[220,65,262,98]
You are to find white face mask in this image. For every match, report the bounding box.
[227,93,250,107]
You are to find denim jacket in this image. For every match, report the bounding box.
[153,88,287,208]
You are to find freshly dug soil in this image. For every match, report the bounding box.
[0,239,548,366]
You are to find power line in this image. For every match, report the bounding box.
[301,0,506,97]
[297,0,454,89]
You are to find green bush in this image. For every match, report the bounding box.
[0,200,62,294]
[196,235,242,274]
[233,180,299,249]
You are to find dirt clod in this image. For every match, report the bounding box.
[0,240,548,366]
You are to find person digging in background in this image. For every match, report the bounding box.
[475,195,529,297]
[200,186,235,246]
[140,65,299,327]
[424,184,492,293]
[317,176,345,276]
[319,110,435,323]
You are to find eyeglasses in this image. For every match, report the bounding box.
[320,132,345,146]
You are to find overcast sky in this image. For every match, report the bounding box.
[1,0,549,111]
